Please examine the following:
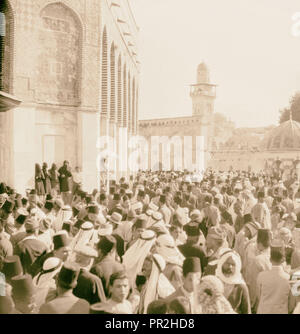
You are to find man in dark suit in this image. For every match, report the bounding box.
[178,225,208,274]
[14,219,47,275]
[72,245,106,304]
[164,257,201,314]
[58,161,72,205]
[91,236,125,297]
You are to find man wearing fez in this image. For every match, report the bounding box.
[126,218,148,250]
[11,274,37,314]
[30,231,71,277]
[90,271,132,314]
[108,193,122,216]
[164,257,201,314]
[43,200,56,224]
[98,193,108,218]
[0,219,13,270]
[2,255,23,296]
[10,208,28,240]
[137,190,149,212]
[39,262,89,314]
[256,243,294,314]
[15,219,47,275]
[159,194,172,226]
[91,236,125,297]
[84,204,106,228]
[107,187,116,212]
[234,215,261,265]
[1,199,15,235]
[58,160,73,205]
[178,225,207,274]
[72,245,106,304]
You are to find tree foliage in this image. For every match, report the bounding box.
[279,91,300,123]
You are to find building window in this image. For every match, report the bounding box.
[0,1,13,93]
[37,3,82,105]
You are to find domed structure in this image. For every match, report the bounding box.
[261,119,300,151]
[197,62,210,84]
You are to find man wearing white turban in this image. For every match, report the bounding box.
[215,249,251,314]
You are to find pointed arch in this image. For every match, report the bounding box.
[117,54,122,125]
[101,26,108,116]
[110,42,116,121]
[123,64,127,127]
[37,2,82,105]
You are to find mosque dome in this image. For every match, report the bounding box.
[261,119,300,151]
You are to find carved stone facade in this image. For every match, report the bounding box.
[0,0,140,193]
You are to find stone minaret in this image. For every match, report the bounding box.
[190,62,216,117]
[190,62,217,168]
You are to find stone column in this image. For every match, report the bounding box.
[77,109,99,193]
[11,105,36,194]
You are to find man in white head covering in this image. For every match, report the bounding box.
[242,189,257,215]
[37,217,55,252]
[215,249,251,314]
[137,253,175,314]
[52,204,72,233]
[155,234,184,289]
[123,230,157,290]
[33,257,62,310]
[69,221,98,255]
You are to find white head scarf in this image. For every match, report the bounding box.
[69,222,97,256]
[33,257,62,310]
[122,230,156,289]
[215,249,244,285]
[53,206,73,232]
[139,254,175,314]
[155,234,184,266]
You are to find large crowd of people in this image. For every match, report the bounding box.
[1,164,300,314]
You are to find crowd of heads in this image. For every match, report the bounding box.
[0,168,300,314]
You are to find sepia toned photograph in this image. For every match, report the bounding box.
[1,0,300,318]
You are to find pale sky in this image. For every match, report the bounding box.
[129,0,300,128]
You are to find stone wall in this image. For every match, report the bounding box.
[1,0,140,193]
[207,150,300,172]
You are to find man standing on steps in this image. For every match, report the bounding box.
[58,161,73,206]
